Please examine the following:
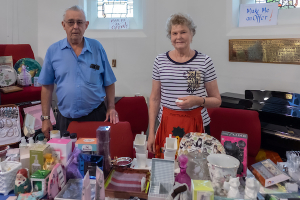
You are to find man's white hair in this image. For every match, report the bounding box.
[63,5,86,21]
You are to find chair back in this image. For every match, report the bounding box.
[67,121,134,159]
[115,97,148,137]
[207,107,261,166]
[0,44,35,65]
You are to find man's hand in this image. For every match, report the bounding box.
[104,107,119,124]
[147,132,156,154]
[175,96,203,109]
[42,120,52,139]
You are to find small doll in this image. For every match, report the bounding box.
[14,169,32,195]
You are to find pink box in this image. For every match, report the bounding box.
[47,139,72,166]
[221,131,248,177]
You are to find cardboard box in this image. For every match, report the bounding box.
[30,144,50,175]
[75,138,98,154]
[250,159,290,187]
[221,131,248,177]
[47,139,72,166]
[31,170,51,196]
[191,180,214,200]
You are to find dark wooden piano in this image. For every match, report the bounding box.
[221,90,300,160]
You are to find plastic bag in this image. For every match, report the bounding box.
[65,147,83,181]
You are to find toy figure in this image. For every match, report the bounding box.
[14,169,32,195]
[223,176,241,199]
[244,177,260,199]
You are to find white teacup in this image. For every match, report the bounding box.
[207,154,240,195]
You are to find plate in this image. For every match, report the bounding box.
[14,58,41,83]
[0,65,17,87]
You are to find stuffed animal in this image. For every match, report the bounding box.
[14,169,32,195]
[223,176,240,199]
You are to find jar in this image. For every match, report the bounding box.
[186,151,210,180]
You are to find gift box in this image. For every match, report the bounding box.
[75,138,98,154]
[30,144,50,175]
[191,180,214,200]
[148,158,174,200]
[250,159,290,187]
[47,139,72,166]
[78,153,103,179]
[221,131,248,177]
[30,170,51,196]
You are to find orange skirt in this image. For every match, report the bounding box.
[155,106,204,158]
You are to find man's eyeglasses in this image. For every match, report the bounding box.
[64,20,86,27]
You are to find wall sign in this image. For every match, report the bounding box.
[239,3,278,27]
[109,18,129,30]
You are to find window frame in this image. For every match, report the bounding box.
[82,0,143,30]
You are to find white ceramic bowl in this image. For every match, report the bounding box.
[207,154,240,168]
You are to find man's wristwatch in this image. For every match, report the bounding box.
[41,115,50,121]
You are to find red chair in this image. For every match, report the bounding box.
[67,121,134,159]
[115,96,148,138]
[207,107,261,167]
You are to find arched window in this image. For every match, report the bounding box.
[98,0,133,18]
[255,0,300,9]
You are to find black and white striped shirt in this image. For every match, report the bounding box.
[152,50,217,127]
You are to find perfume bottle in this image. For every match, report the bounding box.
[175,154,191,189]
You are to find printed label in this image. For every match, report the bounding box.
[82,145,93,151]
[83,139,95,143]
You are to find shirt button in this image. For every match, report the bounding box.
[77,85,79,87]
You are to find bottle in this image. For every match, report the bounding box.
[19,137,28,148]
[61,131,70,139]
[32,155,41,174]
[175,154,191,189]
[36,133,45,144]
[28,137,34,147]
[70,133,77,151]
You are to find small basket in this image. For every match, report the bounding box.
[0,161,22,195]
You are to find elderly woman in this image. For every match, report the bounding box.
[147,13,222,158]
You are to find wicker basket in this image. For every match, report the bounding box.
[0,161,22,195]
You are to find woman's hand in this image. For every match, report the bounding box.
[147,132,156,154]
[176,96,204,109]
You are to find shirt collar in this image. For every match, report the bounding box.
[60,37,92,54]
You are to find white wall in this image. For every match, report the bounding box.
[0,0,38,57]
[1,0,300,99]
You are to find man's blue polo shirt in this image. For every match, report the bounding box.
[38,37,117,118]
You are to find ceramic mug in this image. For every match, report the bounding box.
[207,154,240,195]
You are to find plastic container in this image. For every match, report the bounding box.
[50,130,61,139]
[62,131,70,139]
[28,137,34,147]
[187,151,210,180]
[70,133,77,151]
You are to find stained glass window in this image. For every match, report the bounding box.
[98,0,133,18]
[255,0,300,9]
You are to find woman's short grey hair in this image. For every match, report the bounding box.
[63,5,86,21]
[166,13,197,39]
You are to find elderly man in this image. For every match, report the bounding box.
[38,5,118,138]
